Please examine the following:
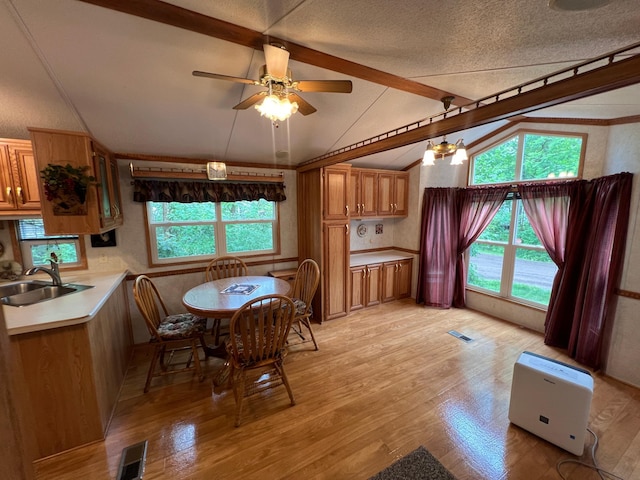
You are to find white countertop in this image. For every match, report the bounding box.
[3,270,128,336]
[350,250,413,267]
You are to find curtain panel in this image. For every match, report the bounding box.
[132,179,287,203]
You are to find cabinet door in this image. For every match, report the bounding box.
[349,170,361,218]
[0,145,15,211]
[350,266,366,311]
[365,263,382,306]
[360,171,378,217]
[393,173,409,216]
[108,157,123,226]
[93,143,115,229]
[14,147,41,209]
[381,262,397,303]
[323,166,350,221]
[377,173,394,216]
[323,222,349,320]
[396,259,412,299]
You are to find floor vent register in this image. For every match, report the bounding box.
[117,440,148,480]
[448,330,474,342]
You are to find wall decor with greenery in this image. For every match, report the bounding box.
[40,163,96,215]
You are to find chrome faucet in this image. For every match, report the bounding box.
[24,258,62,286]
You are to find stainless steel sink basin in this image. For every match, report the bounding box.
[0,282,94,307]
[0,280,51,298]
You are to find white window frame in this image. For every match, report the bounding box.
[145,200,280,266]
[466,129,584,308]
[14,219,86,270]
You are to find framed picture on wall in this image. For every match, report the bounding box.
[90,229,117,248]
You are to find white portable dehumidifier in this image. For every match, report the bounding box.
[508,351,593,455]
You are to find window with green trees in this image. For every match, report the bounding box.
[467,131,583,306]
[146,199,278,264]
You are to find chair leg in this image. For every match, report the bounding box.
[275,362,296,406]
[234,369,247,427]
[302,318,319,350]
[144,344,161,393]
[191,339,204,382]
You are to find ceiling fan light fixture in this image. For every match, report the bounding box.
[263,44,290,81]
[255,94,299,122]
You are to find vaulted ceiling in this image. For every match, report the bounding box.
[2,0,640,171]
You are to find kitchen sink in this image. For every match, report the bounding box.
[0,282,93,307]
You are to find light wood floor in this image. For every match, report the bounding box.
[33,299,640,480]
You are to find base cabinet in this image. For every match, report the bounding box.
[350,263,381,311]
[381,259,412,303]
[10,282,132,459]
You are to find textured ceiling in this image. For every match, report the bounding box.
[2,0,640,170]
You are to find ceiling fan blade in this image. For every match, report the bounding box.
[294,80,353,93]
[288,93,317,115]
[263,44,290,80]
[233,92,267,110]
[192,70,258,86]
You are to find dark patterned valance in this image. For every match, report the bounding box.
[132,179,287,203]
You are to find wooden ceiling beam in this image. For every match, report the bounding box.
[297,54,640,171]
[76,0,474,106]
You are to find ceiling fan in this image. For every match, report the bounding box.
[193,44,353,120]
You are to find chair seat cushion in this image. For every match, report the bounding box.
[292,298,314,318]
[158,313,207,340]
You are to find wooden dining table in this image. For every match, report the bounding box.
[182,275,292,358]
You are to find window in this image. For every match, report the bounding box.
[15,219,86,269]
[146,199,279,264]
[467,131,583,307]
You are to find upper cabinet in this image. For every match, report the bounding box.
[377,171,408,217]
[28,128,124,235]
[0,138,41,215]
[349,169,378,218]
[323,165,351,221]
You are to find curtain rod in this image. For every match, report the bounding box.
[129,163,284,183]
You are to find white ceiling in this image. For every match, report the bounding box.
[2,0,640,170]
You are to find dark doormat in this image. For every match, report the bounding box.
[369,446,456,480]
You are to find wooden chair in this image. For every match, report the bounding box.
[205,256,249,345]
[205,255,248,282]
[290,259,321,350]
[133,275,207,393]
[226,294,296,427]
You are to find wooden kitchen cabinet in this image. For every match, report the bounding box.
[381,258,413,303]
[377,171,409,217]
[323,165,351,220]
[350,263,381,311]
[323,221,350,320]
[28,128,123,235]
[298,165,351,322]
[10,280,131,459]
[349,168,378,218]
[0,138,41,215]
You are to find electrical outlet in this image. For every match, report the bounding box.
[99,254,108,264]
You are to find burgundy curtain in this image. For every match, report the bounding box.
[416,188,458,307]
[416,185,509,308]
[541,172,632,369]
[453,186,511,307]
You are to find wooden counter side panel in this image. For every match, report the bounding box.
[87,282,133,431]
[11,325,103,459]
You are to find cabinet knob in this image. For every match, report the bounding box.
[17,187,23,204]
[345,224,349,235]
[6,187,14,206]
[345,204,349,217]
